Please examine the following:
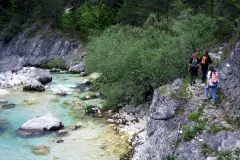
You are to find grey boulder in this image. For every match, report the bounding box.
[23,79,45,92]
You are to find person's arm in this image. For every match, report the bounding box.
[197,58,201,72]
[188,58,192,72]
[206,71,210,86]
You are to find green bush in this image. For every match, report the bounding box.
[189,112,201,122]
[60,12,74,31]
[75,3,115,36]
[183,125,197,141]
[40,58,66,70]
[1,16,23,41]
[183,122,205,141]
[85,14,217,108]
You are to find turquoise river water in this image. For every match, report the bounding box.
[0,74,124,160]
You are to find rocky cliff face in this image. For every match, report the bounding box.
[0,26,85,72]
[217,41,240,109]
[132,79,240,160]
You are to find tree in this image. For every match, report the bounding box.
[38,0,65,27]
[118,0,174,25]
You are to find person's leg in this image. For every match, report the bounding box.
[190,74,193,86]
[201,68,205,82]
[205,86,209,98]
[202,69,207,82]
[193,68,198,85]
[193,75,197,84]
[211,86,217,104]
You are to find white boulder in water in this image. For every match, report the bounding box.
[0,89,10,97]
[19,114,64,132]
[53,89,68,96]
[0,67,52,89]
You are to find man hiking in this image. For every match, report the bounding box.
[188,50,200,86]
[204,66,219,105]
[200,50,213,83]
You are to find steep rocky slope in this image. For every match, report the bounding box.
[217,41,240,110]
[132,79,240,160]
[0,25,85,72]
[129,42,240,160]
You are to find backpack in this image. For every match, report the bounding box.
[191,58,198,68]
[210,71,218,84]
[201,55,207,64]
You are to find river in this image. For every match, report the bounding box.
[0,73,128,160]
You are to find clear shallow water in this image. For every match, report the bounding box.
[0,74,121,160]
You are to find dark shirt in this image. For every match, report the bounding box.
[189,57,200,75]
[200,54,213,70]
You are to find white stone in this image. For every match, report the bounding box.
[11,74,22,85]
[198,139,204,142]
[107,119,115,124]
[4,71,13,81]
[29,67,35,71]
[0,89,10,97]
[52,89,68,96]
[0,73,5,81]
[206,157,217,160]
[20,114,63,131]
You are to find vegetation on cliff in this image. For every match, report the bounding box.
[1,0,240,108]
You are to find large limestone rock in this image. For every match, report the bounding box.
[18,114,64,137]
[0,67,52,89]
[23,79,45,92]
[0,25,85,73]
[33,68,52,84]
[149,91,180,120]
[132,78,240,160]
[217,41,240,109]
[0,89,10,97]
[69,60,85,73]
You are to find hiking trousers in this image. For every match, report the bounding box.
[190,74,197,86]
[205,86,217,103]
[201,68,208,82]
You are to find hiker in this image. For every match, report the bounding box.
[200,50,213,83]
[204,66,218,105]
[188,50,200,86]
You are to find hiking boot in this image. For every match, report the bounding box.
[211,101,215,106]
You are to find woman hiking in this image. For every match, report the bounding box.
[188,50,200,86]
[204,66,219,105]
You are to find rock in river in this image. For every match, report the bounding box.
[0,89,10,97]
[2,104,16,109]
[0,99,8,104]
[18,114,64,137]
[0,119,8,134]
[69,61,84,73]
[32,145,50,155]
[53,89,68,96]
[23,79,45,92]
[74,80,91,91]
[56,139,64,143]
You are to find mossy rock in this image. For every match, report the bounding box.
[32,145,50,155]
